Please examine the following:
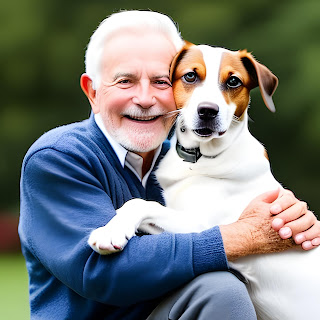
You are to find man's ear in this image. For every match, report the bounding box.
[80,74,99,113]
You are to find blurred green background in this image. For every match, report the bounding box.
[1,0,319,318]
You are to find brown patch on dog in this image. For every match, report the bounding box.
[219,51,253,118]
[220,50,279,117]
[170,44,206,110]
[238,50,278,112]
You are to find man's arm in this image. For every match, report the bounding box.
[19,148,228,306]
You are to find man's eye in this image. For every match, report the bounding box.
[226,76,242,88]
[155,80,169,85]
[118,79,130,84]
[183,72,197,83]
[153,80,172,88]
[115,79,134,88]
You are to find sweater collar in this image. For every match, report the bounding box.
[94,113,127,167]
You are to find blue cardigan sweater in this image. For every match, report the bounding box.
[19,114,228,319]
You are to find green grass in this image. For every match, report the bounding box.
[0,253,29,319]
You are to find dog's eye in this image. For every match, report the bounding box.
[226,76,242,88]
[183,72,197,83]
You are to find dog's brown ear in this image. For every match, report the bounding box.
[240,51,278,112]
[169,41,195,83]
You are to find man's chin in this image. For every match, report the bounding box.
[120,140,160,154]
[118,132,167,154]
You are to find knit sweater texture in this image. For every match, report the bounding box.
[19,114,228,319]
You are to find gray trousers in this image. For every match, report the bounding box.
[147,271,257,320]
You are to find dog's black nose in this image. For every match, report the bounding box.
[197,102,219,120]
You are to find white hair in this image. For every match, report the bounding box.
[84,10,184,89]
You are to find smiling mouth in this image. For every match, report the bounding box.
[124,115,161,122]
[193,129,226,137]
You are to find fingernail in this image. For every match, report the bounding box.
[272,218,284,229]
[270,204,282,214]
[312,238,320,246]
[294,234,305,244]
[302,241,312,250]
[279,227,292,239]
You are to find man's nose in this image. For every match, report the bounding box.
[132,81,156,108]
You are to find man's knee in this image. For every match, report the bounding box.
[148,271,257,320]
[188,271,252,306]
[173,272,256,319]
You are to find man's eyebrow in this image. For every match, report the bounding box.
[112,73,170,82]
[112,72,138,81]
[151,74,170,80]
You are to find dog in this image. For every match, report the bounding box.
[88,42,320,319]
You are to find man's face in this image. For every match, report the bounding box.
[92,30,177,153]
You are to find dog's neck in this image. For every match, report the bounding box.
[157,112,270,189]
[175,141,203,163]
[176,113,248,163]
[173,111,271,180]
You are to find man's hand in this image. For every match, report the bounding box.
[220,189,297,261]
[270,189,320,250]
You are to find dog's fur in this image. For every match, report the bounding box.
[89,43,320,320]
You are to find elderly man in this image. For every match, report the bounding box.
[19,10,320,319]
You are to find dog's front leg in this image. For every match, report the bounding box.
[88,198,207,255]
[88,199,167,255]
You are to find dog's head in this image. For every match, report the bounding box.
[170,42,278,155]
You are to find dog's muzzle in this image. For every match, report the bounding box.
[194,102,220,137]
[197,102,219,120]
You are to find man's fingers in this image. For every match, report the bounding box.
[294,220,320,244]
[278,226,292,239]
[272,218,285,231]
[270,189,296,215]
[271,193,307,233]
[271,200,308,230]
[259,189,281,204]
[301,240,320,251]
[268,189,320,252]
[281,209,316,236]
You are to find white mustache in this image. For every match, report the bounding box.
[121,106,170,120]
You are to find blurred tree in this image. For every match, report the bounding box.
[1,0,319,216]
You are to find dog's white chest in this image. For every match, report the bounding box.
[157,133,279,226]
[162,168,277,226]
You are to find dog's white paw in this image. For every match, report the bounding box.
[88,216,137,255]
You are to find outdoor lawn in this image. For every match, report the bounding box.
[0,254,29,319]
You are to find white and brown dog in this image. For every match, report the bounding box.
[89,43,320,320]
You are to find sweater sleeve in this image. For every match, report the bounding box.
[19,147,228,307]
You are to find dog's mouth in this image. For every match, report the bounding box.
[193,128,213,137]
[193,128,226,137]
